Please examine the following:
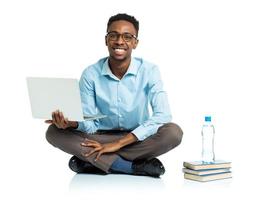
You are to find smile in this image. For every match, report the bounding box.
[113,48,126,53]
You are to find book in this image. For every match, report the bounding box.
[184,172,232,182]
[183,160,231,170]
[182,167,231,175]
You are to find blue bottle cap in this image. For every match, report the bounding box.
[205,116,212,122]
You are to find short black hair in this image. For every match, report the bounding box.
[107,13,139,36]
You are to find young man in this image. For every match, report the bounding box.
[45,13,183,177]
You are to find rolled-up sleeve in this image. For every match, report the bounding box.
[132,66,172,141]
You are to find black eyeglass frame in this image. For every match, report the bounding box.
[106,31,138,42]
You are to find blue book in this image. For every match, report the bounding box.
[183,167,231,175]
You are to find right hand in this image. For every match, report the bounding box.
[45,110,78,129]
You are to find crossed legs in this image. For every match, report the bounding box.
[45,123,183,173]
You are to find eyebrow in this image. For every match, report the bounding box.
[107,31,133,34]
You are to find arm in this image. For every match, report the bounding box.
[132,65,172,141]
[117,132,138,147]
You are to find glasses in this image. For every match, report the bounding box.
[106,32,137,42]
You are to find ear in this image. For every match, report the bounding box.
[105,36,108,46]
[133,39,139,49]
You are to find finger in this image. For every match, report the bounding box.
[81,141,99,147]
[55,111,64,129]
[52,112,57,123]
[81,140,100,147]
[86,141,100,146]
[53,111,60,124]
[59,111,65,120]
[59,112,68,129]
[53,111,63,128]
[84,148,100,157]
[95,151,104,161]
[64,117,69,125]
[81,143,100,148]
[55,110,61,123]
[85,138,100,144]
[45,120,53,124]
[59,112,66,125]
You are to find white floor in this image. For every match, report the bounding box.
[1,122,256,200]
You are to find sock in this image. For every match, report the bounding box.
[110,156,133,174]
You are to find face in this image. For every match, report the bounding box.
[105,20,138,62]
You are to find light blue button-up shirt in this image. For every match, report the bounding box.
[77,57,172,141]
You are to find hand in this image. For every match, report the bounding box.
[81,139,121,161]
[45,110,78,129]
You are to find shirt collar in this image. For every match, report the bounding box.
[101,57,139,78]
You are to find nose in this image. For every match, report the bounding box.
[115,35,125,44]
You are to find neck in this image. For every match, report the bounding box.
[108,57,131,79]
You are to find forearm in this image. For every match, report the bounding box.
[117,133,138,149]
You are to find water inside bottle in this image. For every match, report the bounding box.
[202,123,215,163]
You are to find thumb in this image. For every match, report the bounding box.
[45,120,53,124]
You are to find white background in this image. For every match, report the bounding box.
[0,0,256,200]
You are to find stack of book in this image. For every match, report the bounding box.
[183,160,232,182]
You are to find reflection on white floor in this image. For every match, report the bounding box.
[68,172,233,199]
[69,173,167,198]
[67,173,240,200]
[69,173,165,190]
[183,177,232,189]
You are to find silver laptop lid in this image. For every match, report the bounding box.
[26,77,84,121]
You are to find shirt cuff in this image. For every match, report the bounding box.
[76,121,85,132]
[76,121,97,134]
[132,124,162,141]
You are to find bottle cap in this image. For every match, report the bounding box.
[205,116,212,122]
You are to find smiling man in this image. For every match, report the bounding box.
[45,13,183,177]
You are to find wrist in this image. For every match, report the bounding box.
[116,140,124,149]
[117,133,137,148]
[69,121,78,129]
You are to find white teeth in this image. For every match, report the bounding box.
[114,48,125,52]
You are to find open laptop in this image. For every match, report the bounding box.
[26,77,106,121]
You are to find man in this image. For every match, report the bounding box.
[45,13,183,177]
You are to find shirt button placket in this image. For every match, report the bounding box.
[117,81,121,128]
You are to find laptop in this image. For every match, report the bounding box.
[26,77,106,121]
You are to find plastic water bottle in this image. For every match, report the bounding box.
[201,116,215,163]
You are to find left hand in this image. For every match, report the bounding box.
[81,139,121,161]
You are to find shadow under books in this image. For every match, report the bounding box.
[183,177,232,189]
